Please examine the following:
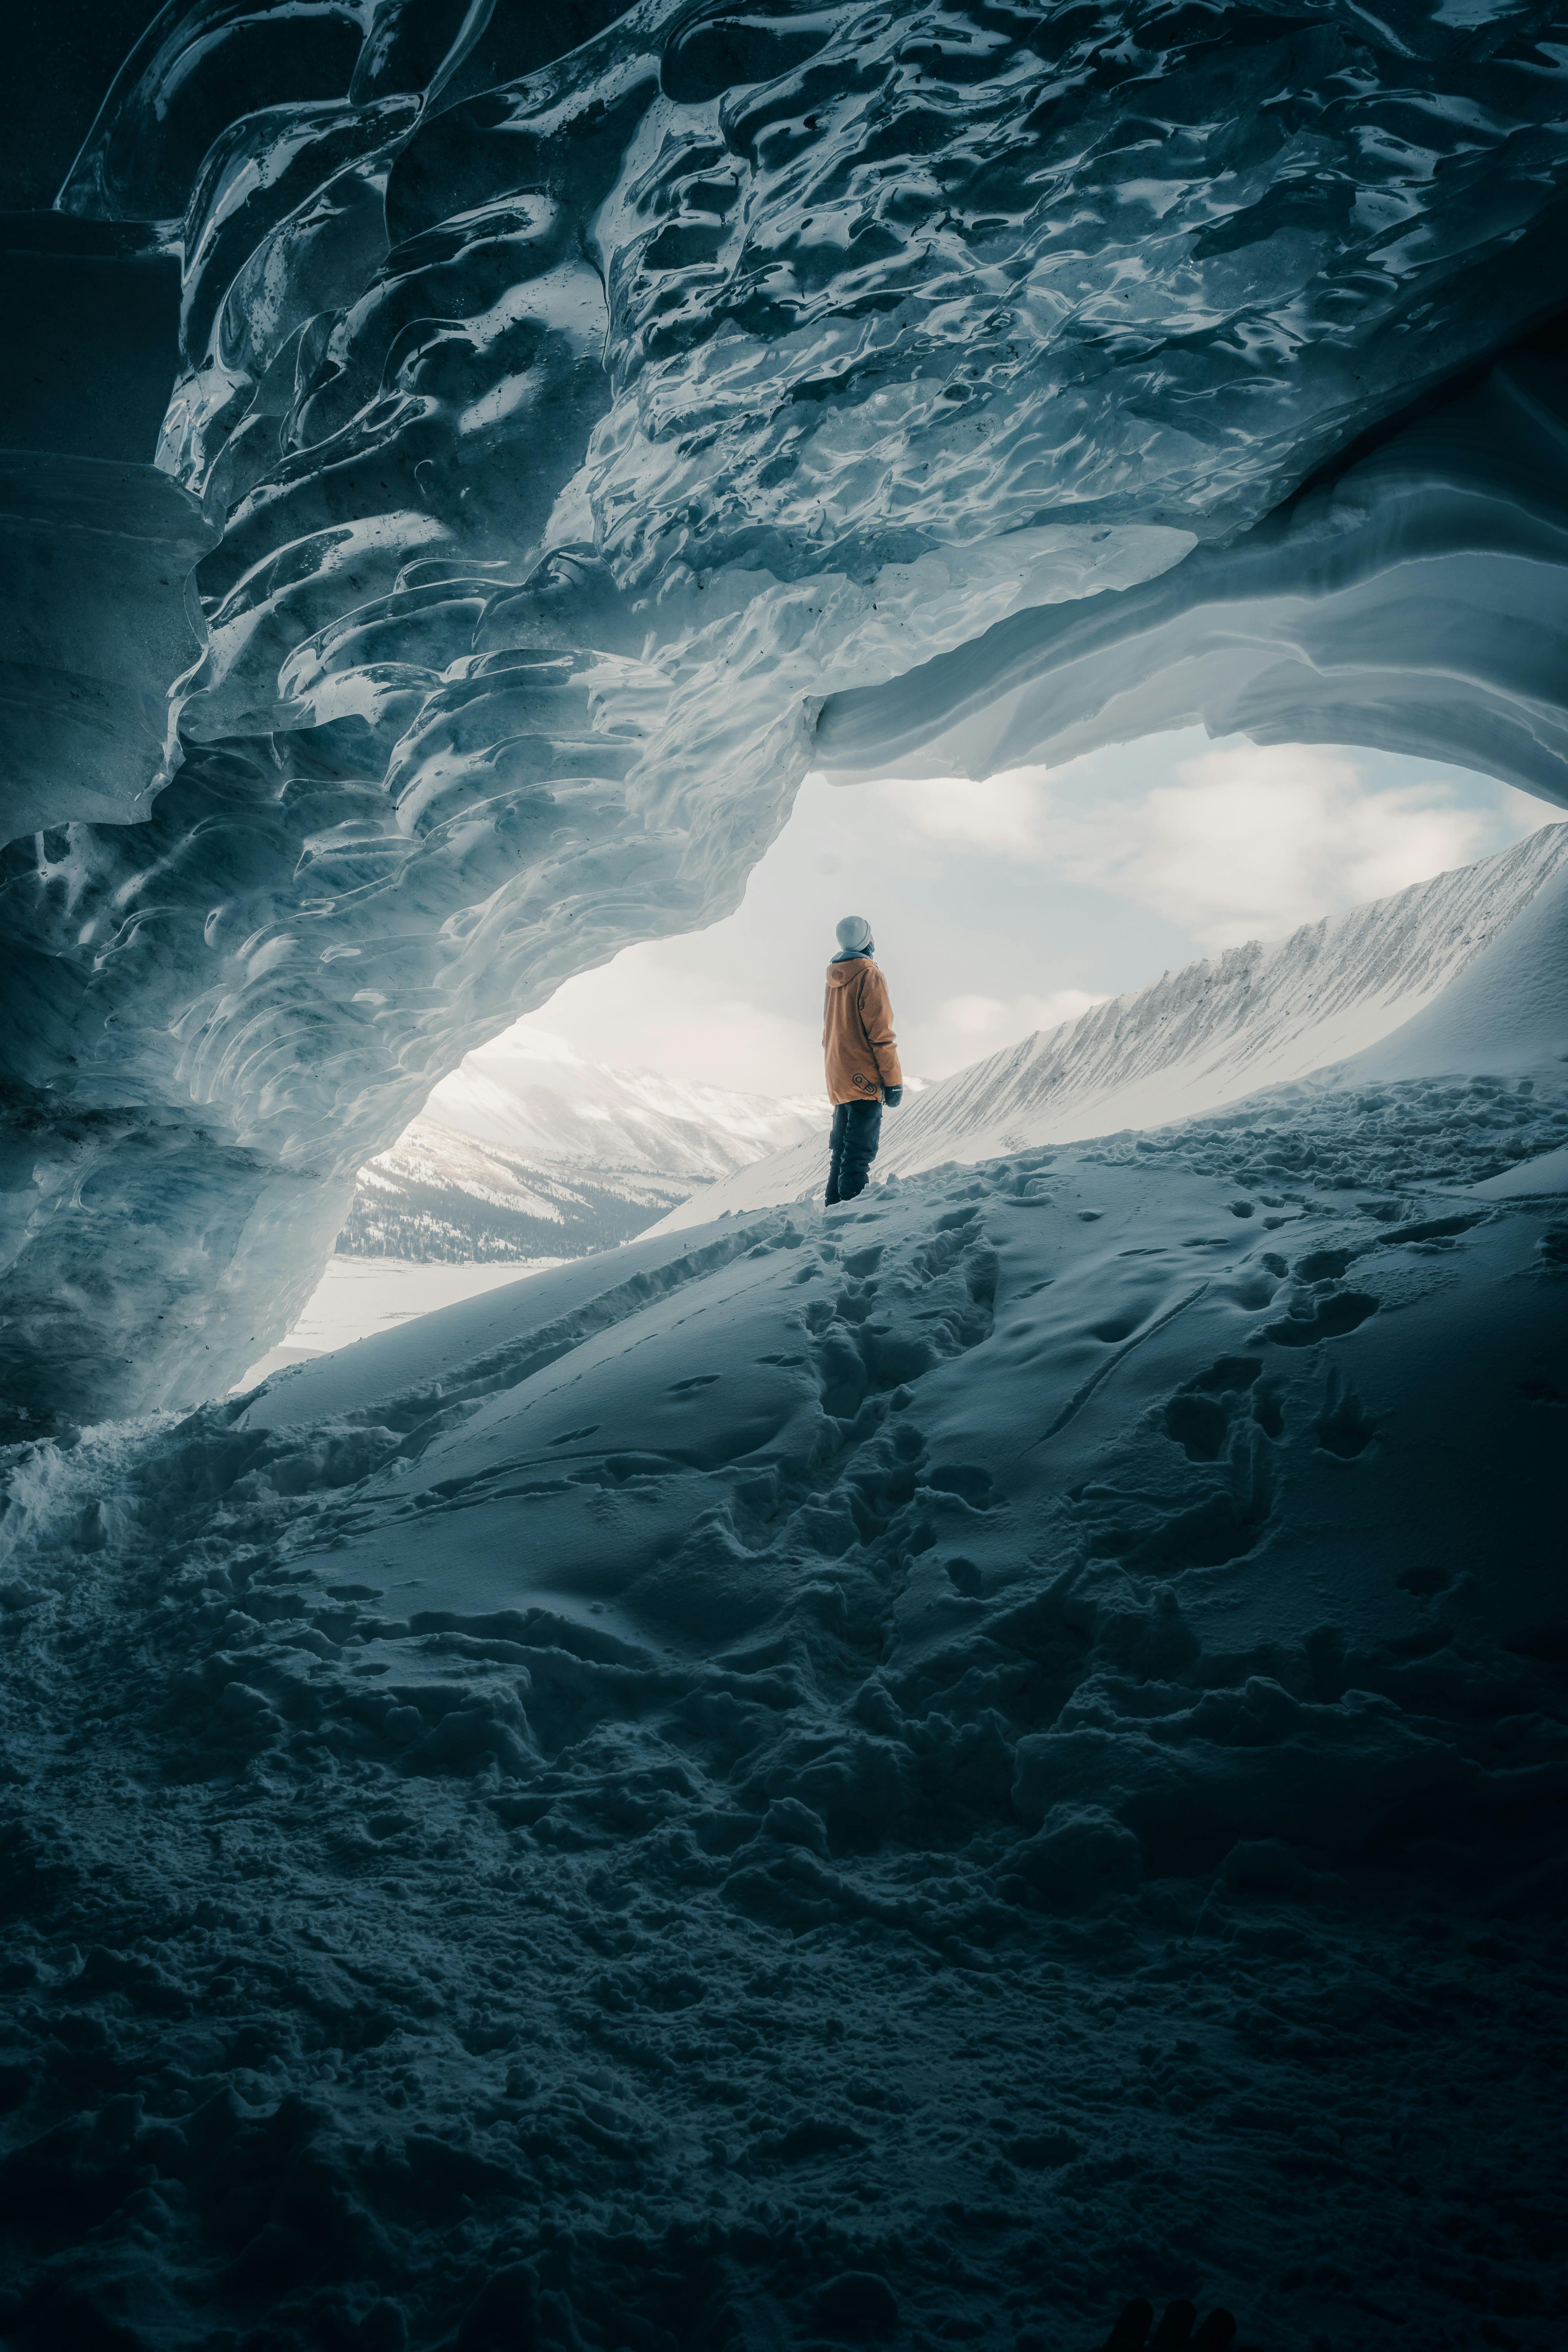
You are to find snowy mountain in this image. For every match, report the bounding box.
[340,1029,828,1262]
[657,824,1568,1228]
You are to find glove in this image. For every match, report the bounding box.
[883,1085,903,1107]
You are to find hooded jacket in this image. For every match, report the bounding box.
[823,956,903,1105]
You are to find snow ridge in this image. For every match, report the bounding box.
[659,825,1568,1227]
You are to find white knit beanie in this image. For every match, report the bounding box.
[835,915,873,954]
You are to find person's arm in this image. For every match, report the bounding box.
[858,967,903,1091]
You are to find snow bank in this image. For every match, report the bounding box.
[1353,858,1568,1083]
[3,1056,1565,2348]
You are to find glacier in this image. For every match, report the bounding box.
[4,3,1568,2347]
[4,0,1568,1427]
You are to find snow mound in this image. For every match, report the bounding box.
[657,826,1568,1227]
[2,1061,1565,2349]
[1354,854,1568,1083]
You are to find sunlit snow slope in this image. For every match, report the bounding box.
[659,826,1568,1227]
[341,1030,827,1259]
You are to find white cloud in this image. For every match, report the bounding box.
[878,772,1043,856]
[1078,743,1498,947]
[884,740,1524,951]
[512,941,826,1095]
[1502,784,1566,835]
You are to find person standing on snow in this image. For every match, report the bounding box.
[822,915,904,1205]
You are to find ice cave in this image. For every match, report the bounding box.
[1,1,1566,2345]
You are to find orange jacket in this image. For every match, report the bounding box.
[823,956,903,1105]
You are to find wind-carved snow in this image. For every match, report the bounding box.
[660,825,1568,1225]
[5,0,1568,1429]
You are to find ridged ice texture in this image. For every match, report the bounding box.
[656,822,1568,1222]
[6,0,1568,1426]
[818,354,1568,796]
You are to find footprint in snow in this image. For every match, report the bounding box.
[1088,2298,1248,2351]
[1312,1368,1378,1458]
[1264,1290,1378,1347]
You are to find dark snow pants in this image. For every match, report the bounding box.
[826,1098,882,1205]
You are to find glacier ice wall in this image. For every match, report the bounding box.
[5,0,1568,1427]
[818,350,1568,794]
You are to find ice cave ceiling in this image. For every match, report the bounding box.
[2,0,1566,1432]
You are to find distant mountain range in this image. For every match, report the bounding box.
[339,1029,828,1263]
[654,822,1568,1230]
[345,828,1568,1261]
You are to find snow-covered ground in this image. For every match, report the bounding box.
[2,875,1565,2352]
[659,826,1568,1229]
[241,1256,564,1386]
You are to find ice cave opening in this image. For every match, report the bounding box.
[2,3,1566,2349]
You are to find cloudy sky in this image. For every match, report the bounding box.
[503,730,1559,1100]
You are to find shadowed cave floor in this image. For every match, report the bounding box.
[1,1073,1565,2352]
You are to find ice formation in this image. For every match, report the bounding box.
[816,352,1568,797]
[4,0,1568,1433]
[662,822,1568,1222]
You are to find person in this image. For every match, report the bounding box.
[822,914,903,1205]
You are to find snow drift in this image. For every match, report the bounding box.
[5,0,1568,1428]
[658,824,1568,1226]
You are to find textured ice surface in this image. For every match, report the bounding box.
[660,823,1568,1223]
[6,0,1568,1424]
[817,353,1568,798]
[2,1049,1565,2350]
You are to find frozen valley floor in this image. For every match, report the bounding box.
[2,1072,1566,2352]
